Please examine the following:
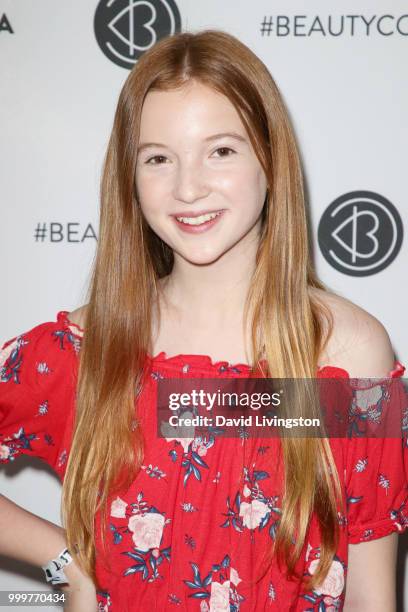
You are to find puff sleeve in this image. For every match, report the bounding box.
[0,317,79,479]
[343,365,408,543]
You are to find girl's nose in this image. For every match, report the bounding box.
[173,163,210,203]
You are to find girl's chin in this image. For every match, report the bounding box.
[176,247,228,266]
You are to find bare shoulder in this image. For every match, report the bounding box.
[311,287,395,376]
[67,304,88,330]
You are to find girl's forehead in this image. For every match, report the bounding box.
[139,84,245,136]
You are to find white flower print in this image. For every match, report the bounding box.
[128,512,165,552]
[354,457,368,473]
[0,443,11,460]
[160,410,195,452]
[268,581,276,601]
[37,362,51,374]
[308,559,345,598]
[68,324,84,338]
[110,496,128,518]
[192,438,208,456]
[37,401,49,416]
[355,385,382,411]
[230,567,241,586]
[209,580,230,611]
[323,596,339,612]
[239,499,269,529]
[0,340,18,368]
[378,473,390,493]
[242,484,251,498]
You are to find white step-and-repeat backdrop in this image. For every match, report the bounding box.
[1,1,406,609]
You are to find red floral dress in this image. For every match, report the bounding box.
[1,310,407,612]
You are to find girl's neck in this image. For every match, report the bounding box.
[160,239,259,327]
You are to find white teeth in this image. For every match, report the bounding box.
[176,211,222,225]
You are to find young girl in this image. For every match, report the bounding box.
[1,30,407,612]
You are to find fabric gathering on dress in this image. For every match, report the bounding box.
[1,310,408,611]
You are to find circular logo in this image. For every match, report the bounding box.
[94,0,182,69]
[318,191,403,277]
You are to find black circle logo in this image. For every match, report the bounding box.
[94,0,182,69]
[318,191,403,277]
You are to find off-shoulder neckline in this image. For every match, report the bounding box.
[56,310,406,379]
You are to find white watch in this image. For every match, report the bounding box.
[42,547,73,585]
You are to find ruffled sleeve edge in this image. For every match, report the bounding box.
[348,489,408,544]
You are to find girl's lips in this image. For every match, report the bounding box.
[172,210,225,234]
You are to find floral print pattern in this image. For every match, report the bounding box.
[1,310,408,611]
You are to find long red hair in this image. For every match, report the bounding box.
[61,29,342,591]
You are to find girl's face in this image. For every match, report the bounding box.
[135,80,268,265]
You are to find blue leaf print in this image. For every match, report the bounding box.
[184,581,202,589]
[149,556,157,572]
[253,470,269,481]
[123,551,145,562]
[191,562,203,586]
[109,523,123,545]
[0,338,26,383]
[183,464,193,487]
[207,426,225,436]
[347,495,363,504]
[44,433,54,446]
[123,564,146,577]
[220,492,244,532]
[8,345,21,366]
[191,463,202,481]
[191,451,209,468]
[231,517,244,532]
[302,594,317,603]
[122,546,171,582]
[259,511,271,530]
[52,329,80,352]
[206,435,215,449]
[184,534,196,550]
[234,491,241,511]
[269,522,277,540]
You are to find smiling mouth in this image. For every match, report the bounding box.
[174,211,224,226]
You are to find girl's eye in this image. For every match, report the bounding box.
[144,148,235,164]
[145,155,168,165]
[213,147,235,158]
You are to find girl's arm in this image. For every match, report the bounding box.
[344,533,398,611]
[0,494,98,611]
[322,298,404,609]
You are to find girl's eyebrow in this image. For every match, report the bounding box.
[137,131,247,154]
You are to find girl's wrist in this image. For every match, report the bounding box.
[63,558,94,589]
[42,547,73,585]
